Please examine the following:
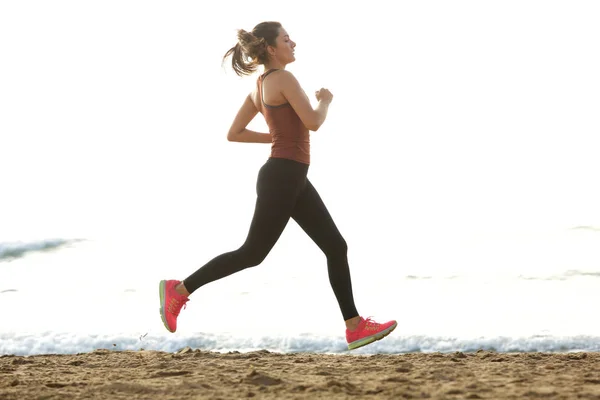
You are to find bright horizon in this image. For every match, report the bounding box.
[1,1,599,243]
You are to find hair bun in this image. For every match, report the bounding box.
[223,21,282,76]
[237,29,256,46]
[237,29,267,61]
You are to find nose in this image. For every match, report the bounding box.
[292,41,296,48]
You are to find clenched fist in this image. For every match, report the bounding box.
[315,88,333,104]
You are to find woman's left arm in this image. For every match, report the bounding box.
[227,94,272,143]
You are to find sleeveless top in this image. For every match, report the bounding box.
[257,69,310,165]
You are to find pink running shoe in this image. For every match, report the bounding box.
[346,317,397,350]
[159,280,189,333]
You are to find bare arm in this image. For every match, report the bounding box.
[279,70,332,131]
[227,94,272,143]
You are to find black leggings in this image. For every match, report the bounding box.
[183,157,359,321]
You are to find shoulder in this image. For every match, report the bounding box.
[275,69,297,80]
[263,69,295,81]
[269,70,301,90]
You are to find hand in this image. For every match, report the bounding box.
[315,88,333,104]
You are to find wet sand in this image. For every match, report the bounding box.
[1,349,600,399]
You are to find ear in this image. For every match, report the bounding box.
[267,45,277,57]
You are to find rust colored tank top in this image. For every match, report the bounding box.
[257,69,310,165]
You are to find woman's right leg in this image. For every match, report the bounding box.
[183,159,307,293]
[159,158,308,333]
[182,189,294,294]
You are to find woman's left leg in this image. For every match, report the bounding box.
[290,179,359,321]
[291,178,397,350]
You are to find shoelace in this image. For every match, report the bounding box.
[167,296,189,317]
[364,317,380,329]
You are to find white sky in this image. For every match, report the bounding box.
[1,0,599,242]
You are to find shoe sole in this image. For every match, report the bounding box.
[158,280,175,333]
[347,321,397,350]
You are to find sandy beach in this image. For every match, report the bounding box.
[1,349,599,399]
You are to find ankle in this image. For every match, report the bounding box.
[175,282,190,297]
[345,316,361,331]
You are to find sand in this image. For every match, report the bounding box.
[1,349,600,399]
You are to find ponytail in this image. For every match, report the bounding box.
[222,22,282,76]
[223,42,256,76]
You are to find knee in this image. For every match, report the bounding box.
[241,247,269,268]
[337,237,348,254]
[325,237,348,258]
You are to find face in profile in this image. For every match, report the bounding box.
[270,27,296,65]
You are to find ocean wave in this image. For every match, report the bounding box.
[519,269,600,281]
[0,239,83,262]
[405,275,459,280]
[571,226,600,232]
[1,332,598,356]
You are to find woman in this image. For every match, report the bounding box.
[159,21,396,350]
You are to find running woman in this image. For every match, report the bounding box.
[159,21,396,350]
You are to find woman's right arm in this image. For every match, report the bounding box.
[279,71,333,131]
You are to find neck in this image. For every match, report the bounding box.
[264,60,286,71]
